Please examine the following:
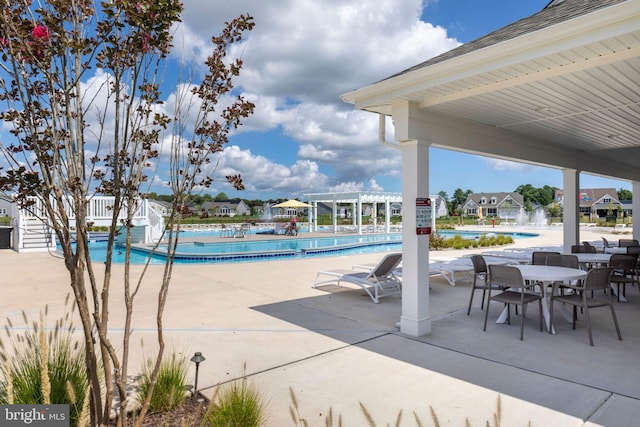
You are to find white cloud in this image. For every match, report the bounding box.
[484,158,538,172]
[207,145,330,197]
[165,0,460,197]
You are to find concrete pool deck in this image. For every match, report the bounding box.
[1,226,639,426]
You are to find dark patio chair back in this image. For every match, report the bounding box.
[582,241,598,252]
[489,264,525,289]
[626,247,640,268]
[532,251,559,265]
[601,237,612,248]
[626,245,640,255]
[545,253,563,266]
[609,253,637,271]
[470,254,488,274]
[619,239,639,247]
[572,244,596,253]
[583,266,614,292]
[467,255,490,315]
[560,254,579,269]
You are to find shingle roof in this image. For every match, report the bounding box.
[555,188,621,206]
[386,0,629,80]
[465,192,524,207]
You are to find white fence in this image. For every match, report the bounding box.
[19,195,148,225]
[11,195,161,251]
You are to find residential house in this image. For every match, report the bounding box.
[462,192,524,221]
[620,199,633,217]
[201,200,250,217]
[554,188,624,220]
[0,196,11,217]
[148,199,172,217]
[431,195,449,218]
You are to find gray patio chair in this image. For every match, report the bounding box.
[581,241,598,253]
[572,244,596,254]
[544,254,579,295]
[531,251,559,265]
[467,255,502,315]
[609,253,638,302]
[550,267,621,346]
[483,265,543,341]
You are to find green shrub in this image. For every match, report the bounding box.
[431,232,515,251]
[203,377,268,427]
[0,299,89,427]
[428,232,447,250]
[138,352,188,412]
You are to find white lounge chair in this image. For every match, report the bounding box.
[612,224,626,234]
[430,259,474,286]
[313,253,402,303]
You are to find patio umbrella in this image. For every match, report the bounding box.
[271,199,313,208]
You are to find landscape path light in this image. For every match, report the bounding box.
[190,351,206,398]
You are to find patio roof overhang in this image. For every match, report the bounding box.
[341,0,640,182]
[340,0,640,337]
[304,191,403,204]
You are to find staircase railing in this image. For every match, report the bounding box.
[12,195,156,250]
[146,204,166,243]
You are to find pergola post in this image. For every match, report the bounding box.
[399,138,431,336]
[332,199,338,233]
[372,202,377,230]
[385,200,391,233]
[633,181,640,243]
[357,196,363,235]
[351,202,356,229]
[311,202,317,232]
[562,169,580,252]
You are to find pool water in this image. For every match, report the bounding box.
[167,234,402,254]
[78,229,537,264]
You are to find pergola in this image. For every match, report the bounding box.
[304,191,404,234]
[341,0,640,336]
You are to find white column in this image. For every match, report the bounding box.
[332,200,337,233]
[311,202,317,232]
[632,181,640,243]
[399,139,431,336]
[562,169,580,252]
[385,200,391,233]
[372,203,377,230]
[357,196,363,235]
[351,203,357,227]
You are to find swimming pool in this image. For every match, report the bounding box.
[131,233,403,264]
[78,229,538,264]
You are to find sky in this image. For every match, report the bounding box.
[170,0,629,201]
[1,0,632,201]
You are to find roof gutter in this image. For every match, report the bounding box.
[378,114,401,150]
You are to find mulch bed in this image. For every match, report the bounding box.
[115,396,210,427]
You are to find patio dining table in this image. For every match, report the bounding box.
[605,247,628,254]
[495,265,587,334]
[567,252,612,265]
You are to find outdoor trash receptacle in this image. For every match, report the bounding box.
[0,226,12,249]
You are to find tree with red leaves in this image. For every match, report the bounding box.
[0,2,254,425]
